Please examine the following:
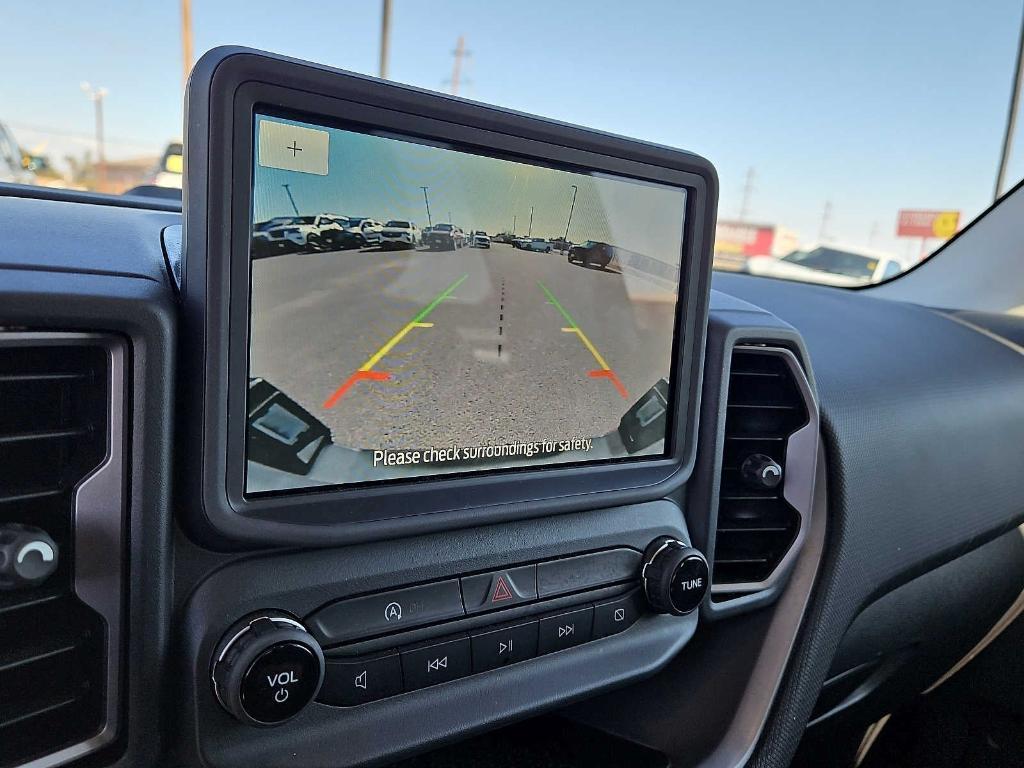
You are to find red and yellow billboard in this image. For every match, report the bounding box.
[896,210,960,239]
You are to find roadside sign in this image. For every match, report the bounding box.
[896,210,960,239]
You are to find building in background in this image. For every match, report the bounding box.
[713,220,801,271]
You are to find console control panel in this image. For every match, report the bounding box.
[210,540,708,724]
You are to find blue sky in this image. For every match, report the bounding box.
[4,0,1022,258]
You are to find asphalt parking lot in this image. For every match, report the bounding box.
[250,242,678,451]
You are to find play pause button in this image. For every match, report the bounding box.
[471,620,539,672]
[538,606,594,654]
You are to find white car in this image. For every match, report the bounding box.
[744,244,908,287]
[380,220,420,250]
[258,214,347,254]
[472,231,491,248]
[524,238,552,253]
[0,121,33,185]
[340,217,384,248]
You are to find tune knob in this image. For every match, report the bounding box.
[0,524,59,590]
[641,537,709,616]
[212,612,325,726]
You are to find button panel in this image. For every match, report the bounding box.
[318,597,640,707]
[307,548,640,649]
[310,547,646,708]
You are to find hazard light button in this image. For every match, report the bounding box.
[460,565,537,615]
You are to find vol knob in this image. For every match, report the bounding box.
[212,612,325,726]
[0,524,59,590]
[641,537,709,616]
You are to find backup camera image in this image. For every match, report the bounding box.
[246,114,685,494]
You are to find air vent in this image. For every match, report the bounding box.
[712,347,810,594]
[0,342,110,768]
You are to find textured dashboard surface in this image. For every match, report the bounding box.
[713,273,1024,768]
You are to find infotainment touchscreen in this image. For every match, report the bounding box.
[246,113,686,494]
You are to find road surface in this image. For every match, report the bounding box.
[250,242,678,453]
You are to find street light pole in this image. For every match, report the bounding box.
[528,206,534,237]
[80,82,108,192]
[420,186,432,227]
[562,184,578,252]
[995,11,1024,200]
[181,0,194,87]
[282,183,300,216]
[379,0,392,79]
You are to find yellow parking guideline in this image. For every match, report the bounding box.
[560,327,611,371]
[360,322,433,371]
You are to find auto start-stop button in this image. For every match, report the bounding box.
[240,642,320,723]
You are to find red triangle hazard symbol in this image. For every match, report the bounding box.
[491,575,514,603]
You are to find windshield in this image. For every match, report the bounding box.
[386,220,410,228]
[781,248,879,279]
[3,2,1023,288]
[435,223,453,231]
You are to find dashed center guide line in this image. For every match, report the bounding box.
[322,273,468,408]
[537,281,629,399]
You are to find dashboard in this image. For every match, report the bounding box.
[0,46,1022,768]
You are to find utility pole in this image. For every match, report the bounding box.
[448,210,452,224]
[818,200,833,242]
[282,183,300,216]
[449,35,469,96]
[181,0,194,87]
[379,0,392,79]
[528,206,534,237]
[80,82,108,192]
[738,166,755,221]
[512,215,517,235]
[563,184,578,252]
[419,186,432,227]
[995,10,1024,200]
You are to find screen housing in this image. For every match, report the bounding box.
[182,47,718,547]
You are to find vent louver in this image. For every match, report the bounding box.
[0,344,109,768]
[712,348,809,593]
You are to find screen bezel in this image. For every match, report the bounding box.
[183,48,717,546]
[244,108,687,497]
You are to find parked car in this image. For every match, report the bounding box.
[524,238,552,253]
[255,214,347,255]
[511,237,531,249]
[0,121,33,185]
[252,217,305,257]
[146,141,183,189]
[380,220,420,250]
[424,223,465,250]
[335,217,384,248]
[471,230,491,248]
[744,243,907,286]
[568,240,615,268]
